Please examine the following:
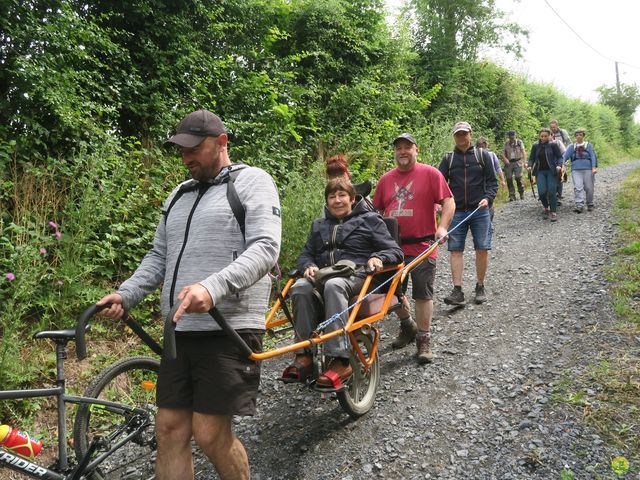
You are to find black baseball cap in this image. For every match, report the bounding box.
[507,130,516,136]
[164,109,226,148]
[393,133,417,146]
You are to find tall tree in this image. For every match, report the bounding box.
[408,0,526,83]
[597,83,640,147]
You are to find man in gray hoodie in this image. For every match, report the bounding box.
[97,109,281,479]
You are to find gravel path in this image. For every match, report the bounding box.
[200,161,640,480]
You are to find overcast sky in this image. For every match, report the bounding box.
[384,0,640,119]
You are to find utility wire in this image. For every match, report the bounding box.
[543,0,640,71]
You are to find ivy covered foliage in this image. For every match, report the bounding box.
[1,0,638,391]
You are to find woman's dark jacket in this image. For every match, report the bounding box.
[528,141,564,171]
[296,197,404,272]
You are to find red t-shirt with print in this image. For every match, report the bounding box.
[373,163,452,258]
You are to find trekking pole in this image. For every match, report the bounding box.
[527,169,537,199]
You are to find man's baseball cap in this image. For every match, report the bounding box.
[392,133,417,146]
[452,121,472,134]
[164,109,226,148]
[507,130,516,136]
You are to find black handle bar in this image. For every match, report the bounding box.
[208,307,254,358]
[163,301,255,361]
[76,304,164,360]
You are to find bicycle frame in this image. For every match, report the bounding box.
[1,308,160,480]
[0,388,153,480]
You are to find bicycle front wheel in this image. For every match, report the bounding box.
[73,356,160,480]
[337,330,380,418]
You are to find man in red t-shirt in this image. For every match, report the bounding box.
[373,133,454,364]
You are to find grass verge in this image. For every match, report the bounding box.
[553,166,640,476]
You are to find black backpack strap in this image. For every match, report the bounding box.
[224,168,246,241]
[473,147,485,168]
[162,182,199,224]
[445,151,454,180]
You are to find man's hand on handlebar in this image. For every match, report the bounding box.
[173,283,214,322]
[96,293,125,320]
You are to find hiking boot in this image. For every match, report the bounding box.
[549,212,557,222]
[542,208,550,218]
[444,287,465,305]
[574,205,583,213]
[391,316,418,349]
[508,196,516,202]
[587,204,594,212]
[416,332,433,364]
[519,192,524,200]
[474,283,487,304]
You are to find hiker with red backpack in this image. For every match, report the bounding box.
[563,128,598,213]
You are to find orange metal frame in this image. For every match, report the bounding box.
[250,241,441,367]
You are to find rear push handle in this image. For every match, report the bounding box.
[163,301,255,360]
[76,303,163,360]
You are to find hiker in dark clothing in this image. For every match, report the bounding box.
[502,130,526,201]
[527,128,564,222]
[438,121,498,306]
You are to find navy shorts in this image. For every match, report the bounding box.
[447,208,492,251]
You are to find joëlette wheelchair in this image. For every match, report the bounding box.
[164,218,440,419]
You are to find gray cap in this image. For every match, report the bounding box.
[393,133,417,146]
[452,121,472,134]
[164,109,226,148]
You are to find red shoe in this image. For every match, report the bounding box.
[315,358,352,391]
[281,354,313,384]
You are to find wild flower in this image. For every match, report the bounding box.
[40,248,47,254]
[48,221,58,229]
[6,272,16,282]
[54,231,61,238]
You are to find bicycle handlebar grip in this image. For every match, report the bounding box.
[209,308,254,358]
[76,304,104,361]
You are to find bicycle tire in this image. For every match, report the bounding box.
[73,356,160,480]
[337,330,380,418]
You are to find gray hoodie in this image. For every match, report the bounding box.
[117,164,281,331]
